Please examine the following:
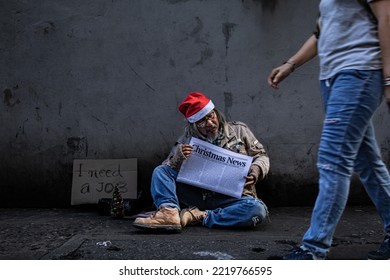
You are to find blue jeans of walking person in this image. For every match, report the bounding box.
[151,164,268,228]
[302,70,390,258]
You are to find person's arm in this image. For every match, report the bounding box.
[267,34,318,89]
[163,137,192,171]
[242,126,270,185]
[370,0,390,110]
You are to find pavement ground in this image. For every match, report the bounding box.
[0,206,385,260]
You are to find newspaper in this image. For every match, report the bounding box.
[176,137,253,198]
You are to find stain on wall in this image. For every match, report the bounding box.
[67,137,88,157]
[259,0,278,12]
[222,22,237,56]
[3,88,20,107]
[224,92,233,120]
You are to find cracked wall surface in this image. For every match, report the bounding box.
[1,0,389,207]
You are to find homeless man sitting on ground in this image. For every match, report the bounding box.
[133,92,270,231]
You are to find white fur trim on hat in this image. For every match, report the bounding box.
[187,100,215,123]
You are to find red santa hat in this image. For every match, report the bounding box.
[178,92,215,123]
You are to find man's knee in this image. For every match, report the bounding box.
[152,165,176,179]
[244,198,268,225]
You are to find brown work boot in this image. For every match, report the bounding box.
[133,206,181,231]
[180,207,207,227]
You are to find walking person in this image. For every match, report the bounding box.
[267,0,390,259]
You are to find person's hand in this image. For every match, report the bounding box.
[244,174,256,186]
[385,86,390,113]
[267,62,295,89]
[181,144,193,159]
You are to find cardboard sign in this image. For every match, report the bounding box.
[71,158,137,205]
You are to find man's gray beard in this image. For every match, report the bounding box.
[206,133,218,143]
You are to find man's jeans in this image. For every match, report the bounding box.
[302,70,390,258]
[150,164,268,228]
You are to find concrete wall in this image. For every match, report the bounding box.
[1,0,389,207]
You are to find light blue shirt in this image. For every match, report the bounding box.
[318,0,382,80]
